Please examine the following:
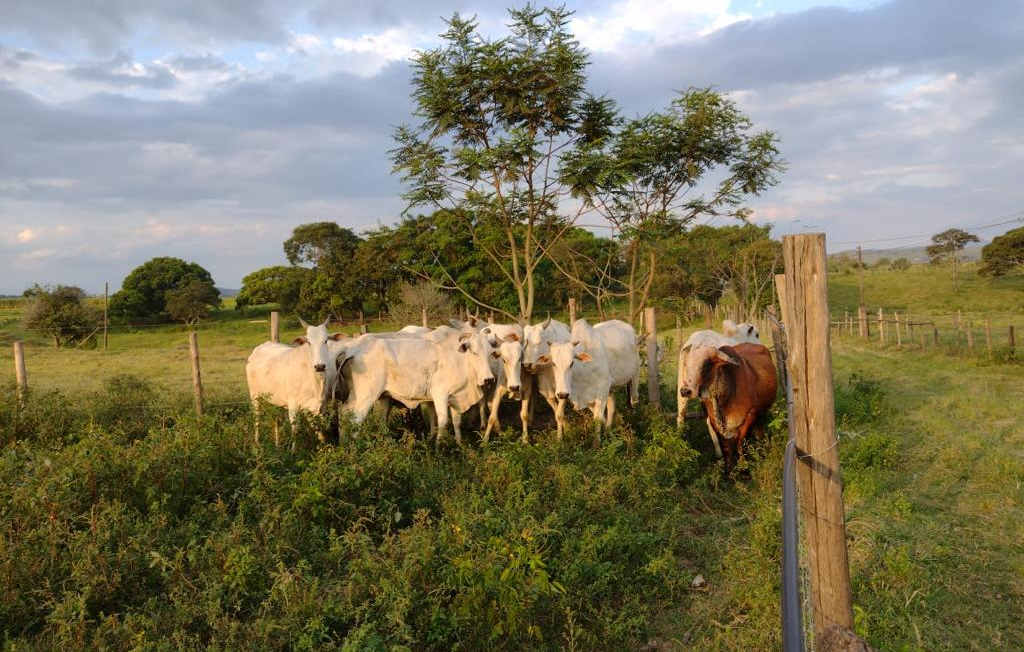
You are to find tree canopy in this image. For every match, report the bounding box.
[926,228,979,290]
[978,226,1024,277]
[23,285,101,348]
[109,257,218,322]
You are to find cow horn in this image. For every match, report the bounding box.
[542,313,551,329]
[298,316,311,329]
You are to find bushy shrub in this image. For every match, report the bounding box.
[388,281,454,326]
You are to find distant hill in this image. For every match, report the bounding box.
[217,287,240,298]
[831,244,983,265]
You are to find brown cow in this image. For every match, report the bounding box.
[678,342,777,472]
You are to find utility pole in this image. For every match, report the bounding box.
[856,246,868,338]
[103,282,109,351]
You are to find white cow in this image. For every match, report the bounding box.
[245,318,345,444]
[479,322,526,442]
[570,319,641,409]
[337,329,496,444]
[676,320,761,429]
[519,316,572,442]
[399,325,432,335]
[542,341,608,445]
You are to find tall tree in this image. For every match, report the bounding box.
[283,222,362,319]
[562,88,784,322]
[978,226,1024,277]
[165,280,222,327]
[926,228,980,291]
[235,266,309,312]
[391,7,617,320]
[109,257,217,321]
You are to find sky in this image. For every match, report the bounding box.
[1,0,1022,294]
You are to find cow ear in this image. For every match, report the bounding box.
[290,336,308,346]
[468,316,478,327]
[491,351,501,359]
[681,344,693,353]
[503,332,520,342]
[747,325,755,335]
[536,354,551,364]
[329,333,346,341]
[715,346,741,366]
[458,332,472,343]
[575,352,593,363]
[459,342,470,352]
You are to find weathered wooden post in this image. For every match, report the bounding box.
[966,321,974,353]
[422,307,429,328]
[705,304,713,329]
[675,315,682,354]
[919,330,926,351]
[645,306,659,408]
[985,319,993,354]
[934,327,940,347]
[1010,325,1016,359]
[781,233,854,644]
[878,307,885,344]
[360,323,369,335]
[894,312,902,348]
[270,311,280,343]
[103,282,109,351]
[568,297,577,325]
[775,274,788,328]
[189,332,204,418]
[13,341,28,405]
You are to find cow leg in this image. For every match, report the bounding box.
[554,398,567,442]
[720,435,737,475]
[677,397,688,429]
[706,417,724,459]
[605,393,616,429]
[450,408,463,446]
[592,398,606,447]
[422,404,438,437]
[252,399,261,444]
[519,374,534,443]
[287,405,299,451]
[483,386,505,443]
[630,371,640,407]
[477,399,487,431]
[433,395,449,445]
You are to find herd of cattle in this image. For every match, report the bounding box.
[245,314,778,469]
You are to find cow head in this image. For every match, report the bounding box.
[523,321,554,372]
[678,344,740,399]
[458,331,496,389]
[291,318,344,374]
[498,332,524,397]
[540,341,592,401]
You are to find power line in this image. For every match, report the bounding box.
[830,210,1024,246]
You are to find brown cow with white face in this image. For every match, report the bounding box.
[678,342,777,472]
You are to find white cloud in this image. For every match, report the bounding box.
[16,228,38,242]
[572,0,750,52]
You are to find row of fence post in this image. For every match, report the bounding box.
[836,309,1016,358]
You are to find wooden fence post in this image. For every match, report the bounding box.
[934,327,940,347]
[985,319,993,354]
[675,315,682,354]
[13,341,28,405]
[422,307,429,328]
[966,321,974,353]
[360,323,369,335]
[894,312,902,349]
[919,330,925,351]
[645,307,660,407]
[704,304,713,329]
[781,234,853,643]
[103,282,109,351]
[878,308,885,344]
[270,311,280,343]
[775,274,788,326]
[189,332,204,418]
[1010,325,1016,359]
[568,297,577,325]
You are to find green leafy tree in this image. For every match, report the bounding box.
[23,285,101,348]
[165,280,222,326]
[890,257,911,271]
[109,257,217,321]
[235,266,309,312]
[283,222,363,319]
[562,88,784,322]
[391,7,618,320]
[978,226,1024,277]
[926,228,979,291]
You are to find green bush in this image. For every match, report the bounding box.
[0,404,707,651]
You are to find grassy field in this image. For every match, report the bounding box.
[1,267,1022,650]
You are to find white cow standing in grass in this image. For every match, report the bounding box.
[570,319,641,409]
[479,322,525,442]
[676,319,762,431]
[519,316,572,442]
[245,318,345,444]
[337,329,496,444]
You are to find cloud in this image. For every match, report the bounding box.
[68,50,177,88]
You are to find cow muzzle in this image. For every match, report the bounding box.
[480,377,496,389]
[508,385,520,394]
[314,363,326,373]
[556,392,569,400]
[679,387,693,398]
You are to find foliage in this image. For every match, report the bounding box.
[978,226,1024,277]
[391,7,616,320]
[889,257,911,271]
[388,281,455,325]
[166,279,222,326]
[925,228,979,290]
[283,222,363,319]
[562,88,784,320]
[109,257,218,322]
[236,265,310,312]
[0,398,706,651]
[22,285,101,348]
